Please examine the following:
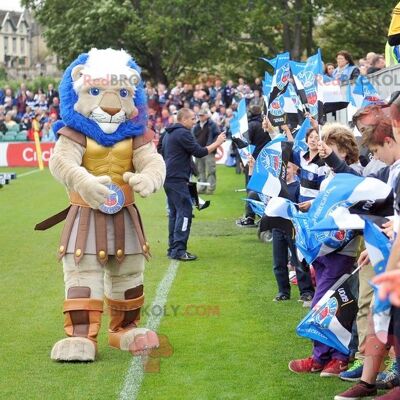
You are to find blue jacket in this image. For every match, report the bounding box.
[162,123,208,182]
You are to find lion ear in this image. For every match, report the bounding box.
[128,68,141,87]
[71,65,85,82]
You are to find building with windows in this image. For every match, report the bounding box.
[0,9,59,78]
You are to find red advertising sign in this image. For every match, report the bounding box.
[2,143,55,167]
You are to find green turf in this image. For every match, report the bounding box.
[0,166,353,399]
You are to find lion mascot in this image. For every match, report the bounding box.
[40,48,165,362]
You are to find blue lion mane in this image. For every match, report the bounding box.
[58,52,148,147]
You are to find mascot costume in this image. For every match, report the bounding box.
[38,48,166,362]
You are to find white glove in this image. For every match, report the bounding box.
[123,172,155,198]
[75,175,112,209]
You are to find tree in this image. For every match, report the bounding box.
[315,0,393,63]
[23,0,247,85]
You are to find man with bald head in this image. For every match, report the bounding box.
[162,108,226,261]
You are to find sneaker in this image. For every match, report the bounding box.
[320,359,348,377]
[376,358,398,381]
[334,383,377,400]
[174,252,197,261]
[298,293,314,302]
[376,363,399,390]
[303,300,312,308]
[374,387,400,399]
[288,357,324,373]
[340,359,364,382]
[273,294,290,302]
[236,217,256,227]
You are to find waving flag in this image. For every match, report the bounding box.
[229,99,249,148]
[364,219,392,343]
[268,94,286,126]
[262,72,273,110]
[247,135,292,198]
[293,118,311,153]
[238,144,255,167]
[268,52,291,107]
[244,198,265,217]
[353,76,385,107]
[266,174,392,263]
[311,206,390,232]
[297,273,358,355]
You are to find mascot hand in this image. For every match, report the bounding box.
[123,172,154,198]
[77,175,112,209]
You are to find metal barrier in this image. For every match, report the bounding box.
[327,64,400,124]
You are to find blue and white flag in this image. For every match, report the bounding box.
[244,198,265,217]
[293,118,311,153]
[262,72,273,109]
[230,98,248,138]
[353,76,385,107]
[268,52,291,107]
[297,273,358,355]
[364,220,392,313]
[266,174,392,263]
[268,94,286,126]
[238,144,255,167]
[364,219,392,343]
[247,135,291,198]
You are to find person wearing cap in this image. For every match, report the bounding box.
[192,108,221,194]
[162,108,226,261]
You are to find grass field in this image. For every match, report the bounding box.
[0,166,353,400]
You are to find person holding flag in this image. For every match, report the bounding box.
[334,108,400,399]
[289,123,361,377]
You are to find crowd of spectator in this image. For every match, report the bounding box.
[0,49,391,144]
[0,82,60,142]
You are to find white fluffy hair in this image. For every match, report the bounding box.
[72,48,140,91]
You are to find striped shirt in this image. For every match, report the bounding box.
[292,150,329,202]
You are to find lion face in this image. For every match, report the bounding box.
[71,65,139,134]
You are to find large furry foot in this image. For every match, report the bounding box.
[110,328,159,356]
[50,337,96,362]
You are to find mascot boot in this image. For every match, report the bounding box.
[106,285,159,355]
[51,287,103,362]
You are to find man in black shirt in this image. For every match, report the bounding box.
[162,108,226,261]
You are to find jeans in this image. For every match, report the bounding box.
[272,228,314,297]
[164,181,193,258]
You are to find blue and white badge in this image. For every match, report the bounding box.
[99,183,125,214]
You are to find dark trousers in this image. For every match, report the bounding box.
[164,181,192,258]
[311,253,355,364]
[272,228,314,297]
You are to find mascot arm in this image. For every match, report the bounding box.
[123,142,166,198]
[49,135,111,209]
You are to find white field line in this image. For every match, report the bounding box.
[18,169,41,178]
[119,259,180,400]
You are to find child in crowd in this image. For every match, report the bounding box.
[289,123,361,377]
[272,162,315,302]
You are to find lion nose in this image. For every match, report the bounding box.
[99,92,122,116]
[100,106,121,116]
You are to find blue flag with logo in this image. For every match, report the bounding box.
[353,76,385,107]
[268,52,291,107]
[297,273,358,355]
[364,220,392,313]
[293,118,311,153]
[265,174,392,264]
[247,135,291,198]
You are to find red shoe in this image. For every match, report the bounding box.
[288,357,324,373]
[375,387,400,399]
[320,359,348,377]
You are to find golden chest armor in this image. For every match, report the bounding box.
[82,138,134,186]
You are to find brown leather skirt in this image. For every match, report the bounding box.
[57,204,150,266]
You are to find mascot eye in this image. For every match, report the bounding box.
[120,88,129,98]
[89,87,100,96]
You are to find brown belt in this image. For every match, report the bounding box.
[69,183,134,208]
